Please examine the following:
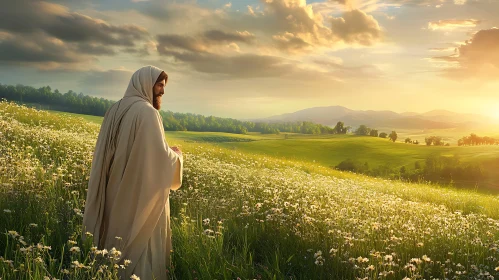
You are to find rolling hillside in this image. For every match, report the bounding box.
[49,109,499,191]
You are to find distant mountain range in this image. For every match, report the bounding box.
[246,106,494,130]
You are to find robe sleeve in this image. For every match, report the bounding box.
[168,147,183,191]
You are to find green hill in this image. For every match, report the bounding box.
[48,109,499,191]
[215,134,499,168]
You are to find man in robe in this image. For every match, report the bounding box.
[82,65,183,280]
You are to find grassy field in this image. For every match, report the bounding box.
[48,110,499,166]
[215,135,498,166]
[3,101,499,279]
[2,101,499,279]
[47,110,105,125]
[47,110,499,191]
[44,108,499,141]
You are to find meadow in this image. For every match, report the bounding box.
[49,110,499,180]
[1,100,499,279]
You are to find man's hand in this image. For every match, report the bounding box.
[171,146,182,157]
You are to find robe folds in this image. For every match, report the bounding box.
[82,65,183,280]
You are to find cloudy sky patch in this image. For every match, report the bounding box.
[1,0,499,119]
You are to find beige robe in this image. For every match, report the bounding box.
[82,65,183,280]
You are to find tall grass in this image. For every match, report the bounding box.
[1,100,499,279]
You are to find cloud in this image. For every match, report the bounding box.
[328,0,453,6]
[176,53,294,78]
[432,28,499,80]
[321,0,472,12]
[251,1,383,54]
[137,1,222,30]
[156,29,255,54]
[136,0,382,55]
[156,39,295,78]
[1,1,149,46]
[203,30,256,44]
[147,0,384,79]
[0,0,150,69]
[272,32,313,53]
[156,34,209,53]
[122,40,158,56]
[429,47,458,52]
[329,0,351,4]
[330,9,382,46]
[428,19,481,30]
[386,0,457,7]
[0,31,97,70]
[156,32,345,80]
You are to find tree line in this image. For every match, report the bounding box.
[0,83,349,135]
[335,154,488,190]
[404,138,420,145]
[423,136,450,146]
[354,124,399,142]
[0,84,113,116]
[458,133,499,146]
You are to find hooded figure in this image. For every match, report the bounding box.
[82,65,183,279]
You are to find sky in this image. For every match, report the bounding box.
[1,0,499,120]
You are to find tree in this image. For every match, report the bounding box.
[433,136,443,146]
[425,137,433,146]
[389,131,397,142]
[457,133,498,146]
[334,121,347,134]
[370,129,379,137]
[355,125,370,136]
[379,132,388,138]
[425,136,444,146]
[405,138,412,144]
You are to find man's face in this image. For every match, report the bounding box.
[153,79,166,110]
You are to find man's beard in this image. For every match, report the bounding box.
[153,94,161,110]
